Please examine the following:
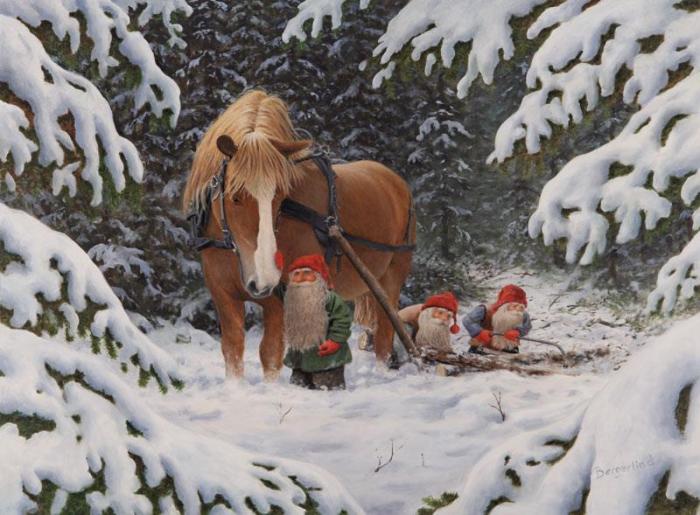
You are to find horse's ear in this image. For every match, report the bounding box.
[216,135,238,158]
[269,137,313,157]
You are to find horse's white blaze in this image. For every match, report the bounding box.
[250,187,281,293]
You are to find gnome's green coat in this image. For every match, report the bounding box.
[284,291,353,373]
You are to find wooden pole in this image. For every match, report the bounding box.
[327,225,420,358]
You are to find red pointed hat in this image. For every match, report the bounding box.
[421,291,460,334]
[490,284,527,313]
[287,254,332,287]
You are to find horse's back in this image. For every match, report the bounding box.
[333,160,413,239]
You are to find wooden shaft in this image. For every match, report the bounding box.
[328,225,419,358]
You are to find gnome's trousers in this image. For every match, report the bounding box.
[290,367,346,390]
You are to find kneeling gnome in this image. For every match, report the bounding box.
[463,284,531,354]
[283,254,352,390]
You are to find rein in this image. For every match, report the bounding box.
[187,152,416,263]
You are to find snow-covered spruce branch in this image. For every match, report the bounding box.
[440,315,700,514]
[0,0,191,204]
[283,0,548,96]
[0,325,362,514]
[0,203,180,387]
[285,0,700,312]
[282,0,370,43]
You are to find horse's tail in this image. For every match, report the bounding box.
[353,291,377,332]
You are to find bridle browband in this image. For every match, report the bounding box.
[187,150,416,264]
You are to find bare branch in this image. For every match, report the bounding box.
[489,391,506,422]
[278,403,293,425]
[374,440,398,473]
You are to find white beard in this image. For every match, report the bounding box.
[415,308,452,353]
[491,302,525,351]
[284,279,329,352]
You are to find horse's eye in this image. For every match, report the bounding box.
[232,195,242,205]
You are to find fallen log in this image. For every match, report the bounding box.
[421,349,555,376]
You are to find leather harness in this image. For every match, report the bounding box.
[187,152,416,264]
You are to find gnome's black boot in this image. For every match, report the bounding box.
[290,369,315,389]
[468,346,486,355]
[312,366,346,390]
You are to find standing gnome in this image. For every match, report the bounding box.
[283,254,352,390]
[398,292,460,353]
[463,284,531,354]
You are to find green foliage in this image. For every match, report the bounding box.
[417,492,458,515]
[0,411,56,438]
[130,452,186,514]
[544,437,577,465]
[645,471,699,514]
[45,364,116,404]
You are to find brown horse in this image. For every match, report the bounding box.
[183,90,415,380]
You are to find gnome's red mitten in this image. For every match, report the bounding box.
[476,330,492,345]
[504,329,520,343]
[318,339,341,357]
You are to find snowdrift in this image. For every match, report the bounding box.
[0,324,362,514]
[442,313,700,514]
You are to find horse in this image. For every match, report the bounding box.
[183,90,415,380]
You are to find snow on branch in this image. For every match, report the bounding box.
[504,3,700,311]
[441,314,700,514]
[282,0,370,43]
[284,0,549,96]
[0,203,180,386]
[0,325,361,514]
[0,0,191,204]
[0,16,142,205]
[370,0,548,96]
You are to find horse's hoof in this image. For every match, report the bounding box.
[263,370,282,383]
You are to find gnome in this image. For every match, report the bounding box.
[283,254,352,390]
[462,284,531,354]
[398,292,460,353]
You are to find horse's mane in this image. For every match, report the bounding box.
[183,90,309,210]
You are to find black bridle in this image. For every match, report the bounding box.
[187,152,416,263]
[187,157,238,253]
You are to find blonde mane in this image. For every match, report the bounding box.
[183,90,309,210]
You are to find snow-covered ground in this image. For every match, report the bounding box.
[144,268,667,514]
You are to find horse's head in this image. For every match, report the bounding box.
[185,91,313,299]
[212,133,311,298]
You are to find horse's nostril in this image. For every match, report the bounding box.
[248,280,257,293]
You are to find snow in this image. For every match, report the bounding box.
[282,0,370,43]
[142,268,655,514]
[0,203,179,385]
[0,0,191,204]
[443,306,700,514]
[0,324,361,514]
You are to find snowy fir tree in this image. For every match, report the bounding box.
[405,90,474,297]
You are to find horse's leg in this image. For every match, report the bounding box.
[216,296,246,378]
[259,295,285,381]
[373,252,413,365]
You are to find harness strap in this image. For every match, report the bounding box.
[280,198,416,254]
[188,151,416,258]
[186,159,238,253]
